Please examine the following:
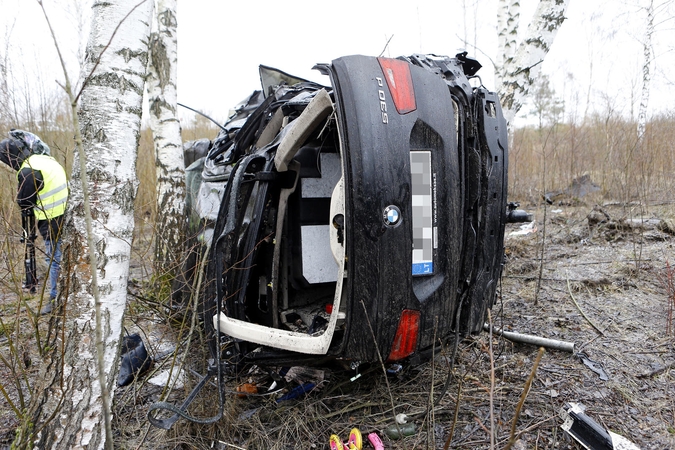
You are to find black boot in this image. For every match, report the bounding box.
[40,297,55,315]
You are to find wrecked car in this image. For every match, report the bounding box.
[175,52,529,368]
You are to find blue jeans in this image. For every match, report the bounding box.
[44,239,62,299]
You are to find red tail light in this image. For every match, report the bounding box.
[377,57,417,115]
[387,310,420,361]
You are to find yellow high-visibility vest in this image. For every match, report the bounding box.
[19,154,68,221]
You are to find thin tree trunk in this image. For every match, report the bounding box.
[16,1,154,449]
[147,0,185,277]
[637,0,653,144]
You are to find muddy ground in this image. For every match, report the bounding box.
[1,202,675,449]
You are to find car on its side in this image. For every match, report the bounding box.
[177,53,527,368]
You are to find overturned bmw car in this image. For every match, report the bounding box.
[176,52,529,368]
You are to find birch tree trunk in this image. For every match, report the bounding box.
[635,0,654,202]
[496,0,520,74]
[147,0,185,277]
[496,0,571,126]
[636,0,653,144]
[16,1,154,449]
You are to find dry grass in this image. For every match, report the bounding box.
[508,114,675,204]
[661,260,675,336]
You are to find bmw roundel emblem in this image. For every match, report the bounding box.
[383,205,402,227]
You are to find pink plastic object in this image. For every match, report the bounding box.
[367,432,384,450]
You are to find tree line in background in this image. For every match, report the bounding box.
[511,111,675,205]
[3,67,674,252]
[10,90,659,265]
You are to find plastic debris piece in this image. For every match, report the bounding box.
[284,366,325,385]
[384,423,416,439]
[577,352,609,381]
[560,403,640,450]
[347,428,362,449]
[509,221,537,236]
[117,333,152,386]
[330,434,345,450]
[147,368,186,389]
[386,364,403,376]
[395,413,409,424]
[236,383,257,398]
[276,382,315,402]
[367,432,384,450]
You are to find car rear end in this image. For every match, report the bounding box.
[206,53,509,365]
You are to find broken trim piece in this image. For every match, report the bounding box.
[560,403,640,450]
[213,261,344,355]
[274,88,333,171]
[213,226,346,354]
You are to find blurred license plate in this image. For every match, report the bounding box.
[411,151,434,275]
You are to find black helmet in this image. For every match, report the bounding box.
[0,138,28,171]
[8,129,51,156]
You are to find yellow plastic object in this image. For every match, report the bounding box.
[347,428,362,450]
[329,434,345,450]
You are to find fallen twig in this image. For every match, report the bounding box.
[310,402,386,422]
[566,272,605,335]
[360,300,401,438]
[442,374,463,450]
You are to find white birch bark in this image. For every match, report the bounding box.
[19,1,154,449]
[496,0,571,126]
[497,0,520,72]
[147,0,185,274]
[636,0,653,143]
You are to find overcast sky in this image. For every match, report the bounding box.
[177,0,675,124]
[2,0,674,127]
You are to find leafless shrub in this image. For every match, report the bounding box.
[509,115,675,205]
[661,260,675,336]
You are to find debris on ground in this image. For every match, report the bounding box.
[117,333,152,386]
[545,174,601,205]
[560,402,641,450]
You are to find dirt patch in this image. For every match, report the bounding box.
[115,204,674,449]
[2,204,674,449]
[492,204,675,449]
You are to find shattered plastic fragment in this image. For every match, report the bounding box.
[276,382,316,402]
[236,383,257,398]
[560,403,640,450]
[367,432,384,450]
[117,333,152,386]
[509,221,537,236]
[395,413,409,424]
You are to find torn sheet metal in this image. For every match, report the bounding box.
[560,403,640,450]
[577,352,609,381]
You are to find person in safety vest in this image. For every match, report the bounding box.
[0,130,68,315]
